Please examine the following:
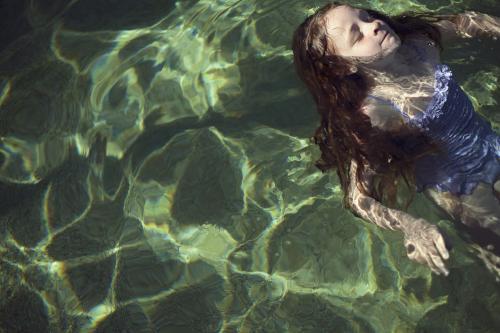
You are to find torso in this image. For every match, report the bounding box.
[362,34,442,129]
[360,35,500,201]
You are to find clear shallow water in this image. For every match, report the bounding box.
[0,0,499,332]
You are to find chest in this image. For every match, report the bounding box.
[370,38,441,118]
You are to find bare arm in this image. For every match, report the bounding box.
[435,11,500,42]
[346,160,450,275]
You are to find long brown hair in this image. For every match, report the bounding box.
[292,3,444,208]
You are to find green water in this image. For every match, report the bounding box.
[0,0,499,332]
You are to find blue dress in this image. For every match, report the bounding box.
[369,64,500,196]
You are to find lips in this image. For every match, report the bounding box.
[381,31,388,45]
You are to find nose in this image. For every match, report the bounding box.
[372,21,382,35]
[371,20,382,36]
[362,20,383,36]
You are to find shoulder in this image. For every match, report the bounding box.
[403,33,441,64]
[405,33,442,53]
[361,97,405,131]
[406,33,436,46]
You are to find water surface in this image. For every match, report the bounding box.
[0,0,499,332]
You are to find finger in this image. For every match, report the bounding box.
[433,234,449,260]
[429,253,449,276]
[412,248,435,269]
[425,243,449,276]
[424,253,442,275]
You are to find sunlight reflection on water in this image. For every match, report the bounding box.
[0,0,499,332]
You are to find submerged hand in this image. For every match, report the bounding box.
[403,218,450,276]
[456,11,500,38]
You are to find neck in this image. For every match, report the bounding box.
[357,42,421,80]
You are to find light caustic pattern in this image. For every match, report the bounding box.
[0,0,499,332]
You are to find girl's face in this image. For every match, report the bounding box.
[323,5,401,61]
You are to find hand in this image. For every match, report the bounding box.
[403,218,450,276]
[456,11,500,38]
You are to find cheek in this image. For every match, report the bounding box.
[361,42,382,57]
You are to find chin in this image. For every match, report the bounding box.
[382,36,401,58]
[392,34,402,49]
[359,43,399,69]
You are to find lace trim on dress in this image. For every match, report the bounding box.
[409,64,452,130]
[428,64,452,119]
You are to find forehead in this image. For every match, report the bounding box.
[324,5,359,38]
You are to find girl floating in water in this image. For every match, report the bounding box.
[292,3,500,276]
